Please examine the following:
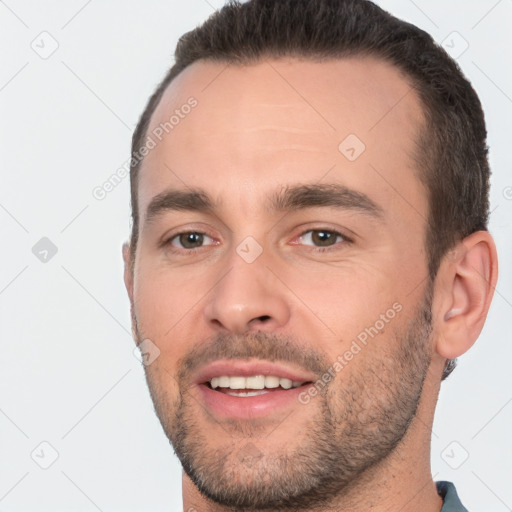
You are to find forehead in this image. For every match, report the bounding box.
[138,56,427,226]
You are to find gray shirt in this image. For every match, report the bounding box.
[437,481,469,512]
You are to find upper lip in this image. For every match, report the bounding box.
[192,359,318,385]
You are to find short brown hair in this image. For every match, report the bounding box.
[129,0,490,380]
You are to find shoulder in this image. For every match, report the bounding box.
[436,481,470,512]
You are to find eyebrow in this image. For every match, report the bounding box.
[268,183,384,219]
[144,188,215,225]
[143,183,384,226]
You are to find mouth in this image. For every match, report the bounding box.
[193,360,316,419]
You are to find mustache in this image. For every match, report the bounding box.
[176,331,331,384]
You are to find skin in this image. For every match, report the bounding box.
[123,57,498,511]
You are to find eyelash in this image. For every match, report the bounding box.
[163,228,352,253]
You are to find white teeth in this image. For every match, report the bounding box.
[218,376,230,388]
[246,375,265,389]
[229,376,246,389]
[280,378,293,389]
[264,376,280,388]
[209,375,306,390]
[225,390,268,397]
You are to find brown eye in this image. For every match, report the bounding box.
[300,230,344,247]
[311,231,337,246]
[170,232,213,249]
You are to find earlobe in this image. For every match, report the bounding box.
[435,231,498,360]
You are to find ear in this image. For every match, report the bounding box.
[123,241,140,344]
[122,241,134,302]
[433,231,498,359]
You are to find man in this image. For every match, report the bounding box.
[122,0,498,510]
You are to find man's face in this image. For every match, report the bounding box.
[126,57,436,507]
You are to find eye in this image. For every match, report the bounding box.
[298,229,347,248]
[169,232,215,250]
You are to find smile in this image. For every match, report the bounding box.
[193,360,316,418]
[208,375,306,396]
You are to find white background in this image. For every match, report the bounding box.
[0,1,511,510]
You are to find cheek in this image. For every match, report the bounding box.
[133,267,202,349]
[282,262,401,342]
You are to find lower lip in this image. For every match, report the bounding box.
[196,384,309,419]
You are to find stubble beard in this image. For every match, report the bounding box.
[134,292,433,510]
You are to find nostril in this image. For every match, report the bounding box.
[256,315,271,322]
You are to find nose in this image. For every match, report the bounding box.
[203,251,291,334]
